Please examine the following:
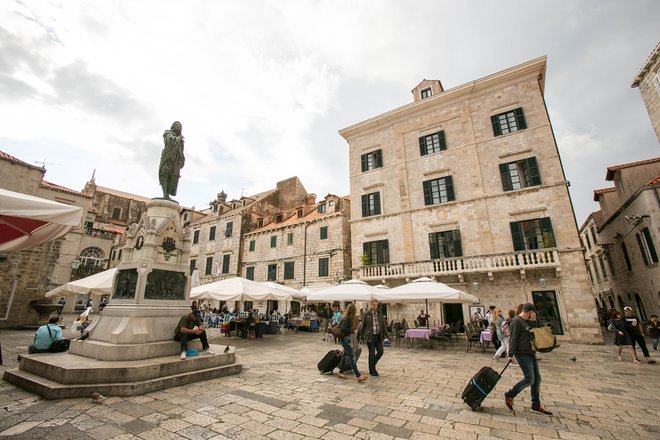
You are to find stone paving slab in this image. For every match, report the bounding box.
[0,326,658,439]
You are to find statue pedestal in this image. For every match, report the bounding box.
[5,199,241,398]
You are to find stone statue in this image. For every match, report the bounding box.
[159,121,185,199]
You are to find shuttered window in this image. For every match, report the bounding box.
[419,130,446,156]
[222,254,230,274]
[318,258,329,277]
[491,107,527,136]
[429,230,463,259]
[246,267,254,280]
[499,157,541,191]
[362,240,390,265]
[510,217,556,251]
[423,176,455,205]
[284,262,295,279]
[361,149,383,172]
[361,192,381,217]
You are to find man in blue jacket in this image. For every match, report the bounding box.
[29,316,65,353]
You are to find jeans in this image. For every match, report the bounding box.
[507,354,541,408]
[653,337,658,350]
[338,336,361,377]
[367,334,384,374]
[174,330,209,352]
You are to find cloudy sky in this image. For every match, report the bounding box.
[1,0,658,224]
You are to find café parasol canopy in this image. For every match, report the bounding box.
[261,281,307,300]
[0,188,83,253]
[305,279,388,302]
[190,276,291,302]
[45,268,117,298]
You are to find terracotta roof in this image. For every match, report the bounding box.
[95,185,151,203]
[0,150,45,172]
[631,42,660,87]
[40,180,90,197]
[247,206,335,234]
[606,157,660,180]
[593,187,615,202]
[648,175,660,185]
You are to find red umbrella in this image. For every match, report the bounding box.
[0,188,83,252]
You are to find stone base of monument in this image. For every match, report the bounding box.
[3,344,240,400]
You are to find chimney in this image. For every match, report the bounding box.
[306,193,316,205]
[217,191,227,204]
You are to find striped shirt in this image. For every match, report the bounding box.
[371,311,380,335]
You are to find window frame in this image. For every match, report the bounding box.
[270,236,277,248]
[360,149,383,172]
[429,230,463,259]
[193,230,200,244]
[287,232,293,245]
[320,226,328,240]
[361,192,381,217]
[209,225,216,241]
[491,107,527,136]
[423,176,455,206]
[205,256,213,276]
[499,157,541,191]
[418,130,446,156]
[318,257,329,277]
[284,261,295,280]
[225,221,233,237]
[249,240,255,252]
[221,254,230,274]
[420,87,432,99]
[510,217,556,251]
[362,240,390,265]
[245,266,255,280]
[267,264,277,281]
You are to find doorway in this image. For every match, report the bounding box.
[532,291,564,335]
[443,304,464,330]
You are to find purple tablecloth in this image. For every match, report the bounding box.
[405,328,433,340]
[480,331,493,343]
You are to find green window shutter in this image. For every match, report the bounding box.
[491,115,502,136]
[499,163,513,191]
[361,194,368,217]
[453,230,463,257]
[419,136,427,156]
[642,228,658,263]
[539,217,556,248]
[636,233,650,265]
[515,107,527,130]
[382,240,390,264]
[526,157,541,186]
[438,130,446,151]
[361,153,367,172]
[375,149,383,168]
[363,242,369,262]
[373,192,381,215]
[429,233,439,259]
[445,176,455,202]
[510,222,525,251]
[423,180,432,205]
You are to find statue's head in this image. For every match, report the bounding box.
[171,121,182,135]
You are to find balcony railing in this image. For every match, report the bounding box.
[70,266,106,281]
[359,249,560,281]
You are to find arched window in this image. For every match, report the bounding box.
[80,247,105,267]
[634,294,647,321]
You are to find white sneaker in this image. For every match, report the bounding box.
[180,351,186,359]
[202,349,215,355]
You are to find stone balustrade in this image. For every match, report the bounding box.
[359,249,560,281]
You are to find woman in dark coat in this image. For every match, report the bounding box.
[610,311,637,363]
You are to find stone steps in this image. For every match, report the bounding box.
[3,344,241,400]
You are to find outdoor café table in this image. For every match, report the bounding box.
[404,328,433,348]
[480,330,493,352]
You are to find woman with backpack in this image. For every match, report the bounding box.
[494,309,515,360]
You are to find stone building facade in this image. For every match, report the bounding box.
[187,177,310,283]
[241,194,351,288]
[632,42,660,142]
[589,158,660,320]
[339,57,601,343]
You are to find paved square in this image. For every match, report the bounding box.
[0,326,658,439]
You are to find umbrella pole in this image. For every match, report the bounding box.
[426,299,429,329]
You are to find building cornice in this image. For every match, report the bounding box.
[339,56,547,140]
[597,183,659,232]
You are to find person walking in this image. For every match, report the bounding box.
[493,309,515,359]
[504,303,553,416]
[623,306,656,364]
[336,304,367,383]
[360,299,389,377]
[609,310,636,362]
[643,314,659,351]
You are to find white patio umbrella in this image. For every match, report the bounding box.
[381,277,479,327]
[305,279,388,302]
[0,188,83,252]
[261,281,306,300]
[190,277,288,302]
[45,267,117,298]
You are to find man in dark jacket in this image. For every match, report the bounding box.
[174,311,214,359]
[360,299,389,377]
[504,303,553,416]
[624,306,656,364]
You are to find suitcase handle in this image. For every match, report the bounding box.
[499,360,512,376]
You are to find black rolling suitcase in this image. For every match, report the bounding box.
[318,350,342,374]
[462,361,511,411]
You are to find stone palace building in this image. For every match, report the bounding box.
[339,56,601,343]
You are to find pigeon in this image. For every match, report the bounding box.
[224,346,230,353]
[570,356,577,362]
[90,392,106,403]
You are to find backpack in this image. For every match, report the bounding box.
[500,320,510,337]
[529,325,559,353]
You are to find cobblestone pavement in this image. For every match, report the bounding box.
[0,323,658,439]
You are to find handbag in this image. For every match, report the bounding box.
[47,325,71,353]
[529,325,559,353]
[329,325,345,340]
